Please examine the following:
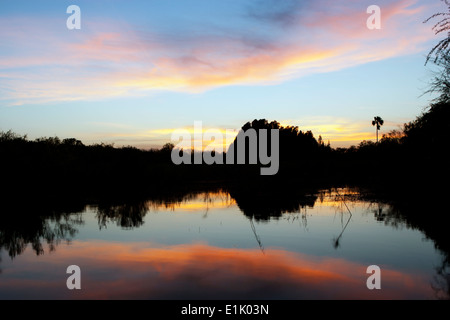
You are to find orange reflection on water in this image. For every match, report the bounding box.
[0,241,434,299]
[146,191,235,212]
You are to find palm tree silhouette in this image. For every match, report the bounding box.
[372,116,384,143]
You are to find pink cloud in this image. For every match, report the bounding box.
[0,0,437,105]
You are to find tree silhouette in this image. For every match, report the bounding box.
[372,116,384,143]
[423,1,450,103]
[424,0,450,65]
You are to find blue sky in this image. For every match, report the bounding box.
[0,0,444,148]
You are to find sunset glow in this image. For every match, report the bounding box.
[0,0,440,147]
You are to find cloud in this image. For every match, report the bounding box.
[281,116,404,147]
[0,0,435,105]
[245,0,309,27]
[94,125,240,150]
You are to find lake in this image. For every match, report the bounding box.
[0,187,448,299]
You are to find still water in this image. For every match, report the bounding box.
[0,188,448,299]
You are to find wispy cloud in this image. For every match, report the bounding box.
[0,0,434,105]
[281,116,405,147]
[90,125,240,150]
[245,0,309,28]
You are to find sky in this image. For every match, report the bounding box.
[0,0,445,148]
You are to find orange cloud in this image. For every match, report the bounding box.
[94,126,239,150]
[281,117,405,147]
[0,0,435,105]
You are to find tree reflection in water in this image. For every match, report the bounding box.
[0,186,448,299]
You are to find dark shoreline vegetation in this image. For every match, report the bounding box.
[1,99,450,199]
[2,99,450,264]
[3,5,450,299]
[2,99,450,288]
